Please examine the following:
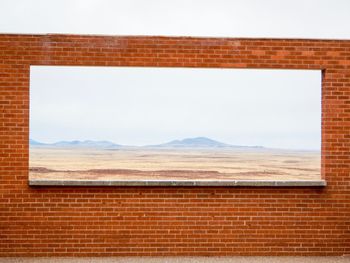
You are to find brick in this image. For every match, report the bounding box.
[0,34,349,257]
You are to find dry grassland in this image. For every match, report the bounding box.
[29,147,321,181]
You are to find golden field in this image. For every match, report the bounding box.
[29,147,321,181]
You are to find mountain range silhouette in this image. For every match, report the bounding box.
[29,137,264,149]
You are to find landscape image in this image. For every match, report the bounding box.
[29,137,320,181]
[29,66,321,182]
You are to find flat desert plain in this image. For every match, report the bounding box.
[29,147,321,181]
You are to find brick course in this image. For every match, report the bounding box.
[0,34,349,256]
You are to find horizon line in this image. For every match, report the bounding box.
[29,137,321,152]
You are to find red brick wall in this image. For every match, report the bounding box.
[0,34,349,256]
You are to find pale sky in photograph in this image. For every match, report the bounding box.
[30,66,321,150]
[0,0,349,39]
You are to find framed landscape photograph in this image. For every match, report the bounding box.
[29,66,321,184]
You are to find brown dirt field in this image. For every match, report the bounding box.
[29,147,321,181]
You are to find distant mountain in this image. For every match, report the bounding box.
[29,139,120,149]
[30,137,264,149]
[29,139,46,146]
[53,140,120,148]
[147,137,232,148]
